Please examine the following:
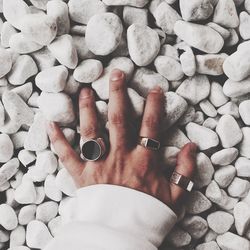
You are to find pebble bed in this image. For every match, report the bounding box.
[0,0,250,249]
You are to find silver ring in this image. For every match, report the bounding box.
[138,137,161,151]
[80,137,106,161]
[170,171,194,192]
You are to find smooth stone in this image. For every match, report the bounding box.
[216,115,243,148]
[167,227,191,247]
[217,232,250,250]
[203,117,218,130]
[0,204,18,230]
[8,55,38,86]
[127,88,145,117]
[178,106,196,126]
[214,165,236,188]
[44,175,62,202]
[207,211,234,234]
[196,53,228,76]
[92,57,134,100]
[86,13,123,56]
[29,0,51,10]
[0,48,12,78]
[211,148,238,166]
[48,216,61,237]
[19,13,57,46]
[12,82,33,102]
[154,55,183,81]
[153,2,181,35]
[0,134,14,163]
[239,127,250,158]
[127,24,160,66]
[225,28,239,47]
[64,75,80,95]
[34,186,45,205]
[123,6,148,27]
[103,0,149,7]
[228,177,250,198]
[68,0,107,25]
[186,191,212,214]
[35,65,68,93]
[1,22,18,48]
[26,220,52,249]
[38,92,75,124]
[174,21,224,53]
[195,241,220,250]
[218,102,240,119]
[10,131,28,150]
[239,11,250,40]
[164,128,190,148]
[199,100,217,117]
[204,230,218,243]
[180,49,196,77]
[239,100,250,125]
[209,81,229,107]
[235,157,250,177]
[3,0,30,30]
[0,158,19,185]
[72,35,95,60]
[180,0,213,21]
[36,201,58,223]
[48,34,78,69]
[47,0,70,36]
[18,149,35,167]
[9,225,25,247]
[36,150,58,175]
[213,0,239,28]
[234,202,250,235]
[186,123,219,150]
[0,229,9,243]
[207,22,230,39]
[176,75,210,105]
[73,59,103,83]
[130,67,169,98]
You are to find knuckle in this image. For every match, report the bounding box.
[109,113,125,126]
[49,129,61,144]
[79,97,94,109]
[143,116,158,130]
[81,126,98,138]
[110,82,125,94]
[60,151,72,164]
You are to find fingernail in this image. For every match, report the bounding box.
[110,69,124,81]
[150,86,163,93]
[80,88,92,99]
[46,121,55,134]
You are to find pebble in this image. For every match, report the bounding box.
[235,157,250,177]
[92,57,134,100]
[161,146,179,167]
[239,100,250,125]
[203,117,218,130]
[86,13,123,56]
[199,100,217,117]
[213,0,239,28]
[234,202,250,235]
[127,88,145,117]
[176,75,210,105]
[0,48,12,78]
[103,0,149,7]
[217,232,250,250]
[0,229,9,243]
[207,211,234,234]
[38,92,75,124]
[73,59,103,83]
[186,191,212,214]
[29,0,49,10]
[180,49,196,77]
[36,201,58,224]
[208,22,230,39]
[18,205,36,225]
[26,220,52,249]
[228,177,250,198]
[2,0,30,30]
[196,53,227,76]
[179,0,213,21]
[0,158,19,185]
[0,204,17,230]
[12,82,33,102]
[9,225,25,247]
[127,24,160,66]
[44,175,62,202]
[47,0,70,36]
[154,55,184,81]
[68,0,107,25]
[48,216,61,237]
[123,6,148,27]
[8,55,38,86]
[239,127,250,158]
[239,12,250,40]
[164,128,190,148]
[72,35,95,60]
[48,34,78,69]
[153,2,181,35]
[246,0,250,13]
[214,165,236,188]
[195,241,220,250]
[24,112,49,151]
[174,21,224,53]
[209,81,229,107]
[211,148,238,166]
[167,227,191,247]
[181,216,208,239]
[35,65,68,93]
[0,134,14,163]
[36,150,58,175]
[216,115,243,148]
[55,168,77,197]
[34,186,45,205]
[130,67,169,98]
[186,123,219,150]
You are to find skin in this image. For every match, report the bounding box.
[46,69,197,210]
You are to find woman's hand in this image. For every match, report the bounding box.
[46,69,197,209]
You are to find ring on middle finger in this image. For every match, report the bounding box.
[138,136,161,151]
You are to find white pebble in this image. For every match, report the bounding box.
[235,157,250,177]
[18,205,36,225]
[0,134,14,163]
[0,48,12,78]
[239,127,250,158]
[0,204,18,230]
[9,225,25,247]
[228,177,250,198]
[234,202,250,235]
[44,175,62,202]
[214,165,236,188]
[211,148,238,166]
[36,201,58,223]
[239,100,250,125]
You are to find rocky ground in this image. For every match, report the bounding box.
[0,0,250,249]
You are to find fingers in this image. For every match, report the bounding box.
[137,87,165,153]
[170,143,197,204]
[79,88,99,139]
[47,121,83,179]
[108,69,131,150]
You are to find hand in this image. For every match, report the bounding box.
[46,69,197,209]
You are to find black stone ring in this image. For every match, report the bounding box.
[138,137,161,151]
[80,137,106,161]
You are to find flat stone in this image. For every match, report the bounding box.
[35,65,68,93]
[211,148,238,166]
[44,174,62,202]
[199,100,217,117]
[239,127,250,158]
[0,204,18,230]
[174,21,224,53]
[239,100,250,125]
[18,205,36,225]
[235,157,250,177]
[186,123,219,150]
[180,49,196,77]
[127,24,160,66]
[36,201,58,224]
[86,13,123,56]
[0,48,12,78]
[176,75,210,105]
[102,0,149,7]
[228,177,250,198]
[209,81,229,107]
[234,201,250,235]
[239,11,250,40]
[0,158,19,185]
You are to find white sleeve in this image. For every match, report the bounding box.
[44,184,177,250]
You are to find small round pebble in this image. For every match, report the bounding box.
[0,134,14,163]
